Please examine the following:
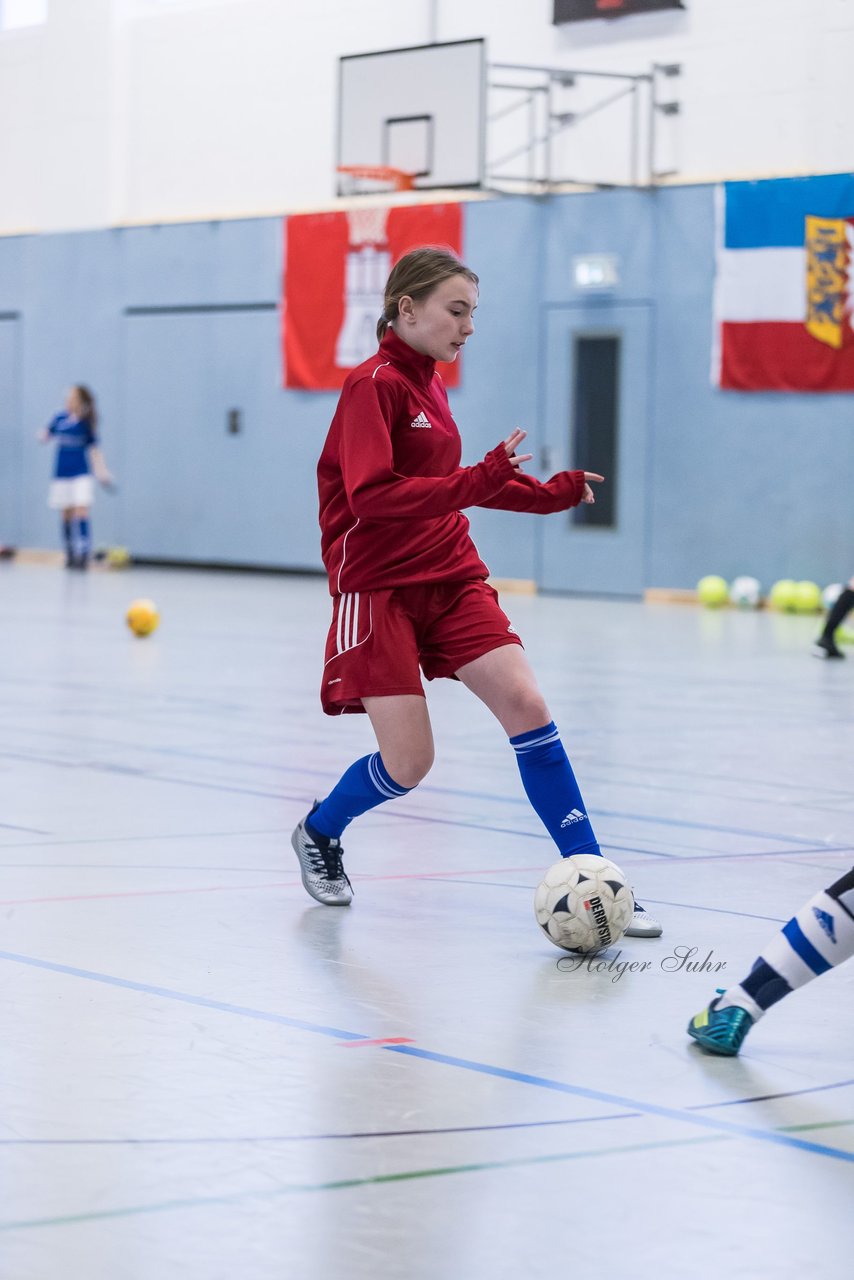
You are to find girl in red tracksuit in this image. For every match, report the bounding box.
[292,246,661,939]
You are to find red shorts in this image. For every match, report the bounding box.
[321,580,523,715]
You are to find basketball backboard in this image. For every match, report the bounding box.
[337,39,486,193]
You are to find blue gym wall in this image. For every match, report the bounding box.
[1,186,852,593]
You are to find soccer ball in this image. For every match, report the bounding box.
[126,598,160,637]
[729,576,761,608]
[534,854,634,954]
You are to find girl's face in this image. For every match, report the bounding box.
[396,274,477,363]
[65,387,83,417]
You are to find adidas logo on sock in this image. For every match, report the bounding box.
[410,411,431,429]
[560,809,586,828]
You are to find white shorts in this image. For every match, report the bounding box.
[48,475,95,510]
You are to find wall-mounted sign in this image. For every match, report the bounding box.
[573,254,620,289]
[554,0,685,22]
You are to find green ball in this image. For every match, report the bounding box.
[107,546,131,568]
[697,575,729,607]
[769,579,797,611]
[792,580,823,614]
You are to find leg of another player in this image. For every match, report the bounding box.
[291,695,431,906]
[455,644,662,938]
[813,574,854,659]
[61,505,74,567]
[71,504,91,569]
[688,865,854,1055]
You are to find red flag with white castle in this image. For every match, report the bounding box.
[283,203,463,390]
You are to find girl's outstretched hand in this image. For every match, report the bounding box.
[503,428,533,471]
[581,472,604,504]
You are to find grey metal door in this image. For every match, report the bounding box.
[0,318,20,546]
[539,303,652,596]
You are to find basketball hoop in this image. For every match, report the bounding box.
[337,164,417,195]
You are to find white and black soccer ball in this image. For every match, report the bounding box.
[729,576,762,608]
[534,854,634,954]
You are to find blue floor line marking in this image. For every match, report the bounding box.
[1,947,852,1166]
[381,1045,854,1164]
[4,1080,854,1147]
[630,897,786,924]
[0,950,366,1042]
[689,1078,854,1111]
[0,743,842,852]
[381,802,840,851]
[424,879,788,924]
[0,1112,641,1146]
[12,713,854,808]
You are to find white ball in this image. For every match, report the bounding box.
[823,583,843,610]
[534,854,634,954]
[729,576,762,608]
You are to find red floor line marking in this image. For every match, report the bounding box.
[2,850,849,908]
[0,882,301,906]
[339,1037,414,1048]
[0,866,544,907]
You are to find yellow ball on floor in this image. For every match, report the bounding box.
[792,580,823,614]
[126,598,159,637]
[769,579,797,611]
[107,546,131,568]
[696,575,729,607]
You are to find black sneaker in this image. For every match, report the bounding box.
[812,636,845,660]
[291,804,353,905]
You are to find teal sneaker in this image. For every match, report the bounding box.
[687,991,754,1056]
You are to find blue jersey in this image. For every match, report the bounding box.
[48,413,97,479]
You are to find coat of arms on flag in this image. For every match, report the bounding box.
[713,172,854,391]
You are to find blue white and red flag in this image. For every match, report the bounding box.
[714,173,854,391]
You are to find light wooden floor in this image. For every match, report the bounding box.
[1,562,853,1280]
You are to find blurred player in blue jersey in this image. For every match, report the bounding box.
[688,865,854,1055]
[39,385,114,568]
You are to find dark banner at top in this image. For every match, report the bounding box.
[554,0,684,21]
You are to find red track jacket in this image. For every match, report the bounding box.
[318,328,588,594]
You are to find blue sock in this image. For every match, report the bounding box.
[309,752,411,840]
[61,517,73,558]
[74,517,91,560]
[510,721,601,858]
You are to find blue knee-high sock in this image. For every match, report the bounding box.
[510,721,601,858]
[309,752,411,840]
[61,517,73,558]
[74,517,91,560]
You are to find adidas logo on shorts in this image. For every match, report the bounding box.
[410,411,431,429]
